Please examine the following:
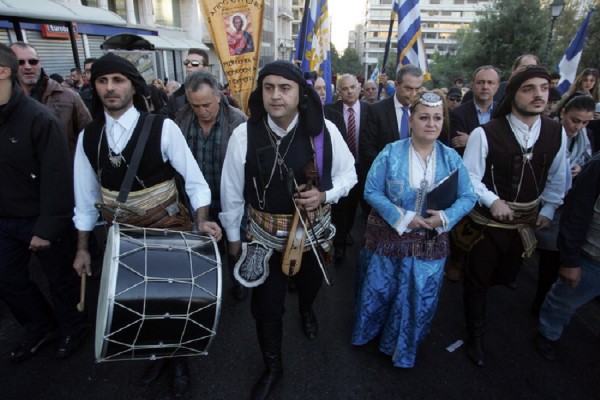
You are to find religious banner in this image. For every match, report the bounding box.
[199,0,264,114]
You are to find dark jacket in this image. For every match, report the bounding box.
[175,101,247,163]
[29,71,92,156]
[360,95,397,175]
[448,100,498,155]
[0,84,73,241]
[165,84,188,120]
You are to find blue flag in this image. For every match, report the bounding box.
[295,0,333,104]
[557,8,595,95]
[396,0,430,80]
[370,64,379,82]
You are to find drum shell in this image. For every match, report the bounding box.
[96,225,221,362]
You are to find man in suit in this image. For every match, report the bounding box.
[448,66,500,155]
[360,64,423,176]
[326,74,369,261]
[445,66,500,282]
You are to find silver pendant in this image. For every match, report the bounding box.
[420,179,428,189]
[523,153,533,161]
[109,153,123,167]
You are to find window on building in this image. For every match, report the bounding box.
[430,0,441,4]
[441,11,452,16]
[454,0,465,4]
[81,0,98,6]
[152,0,182,27]
[380,0,393,4]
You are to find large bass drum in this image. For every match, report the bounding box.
[95,224,221,362]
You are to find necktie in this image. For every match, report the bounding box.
[400,106,409,140]
[347,108,356,157]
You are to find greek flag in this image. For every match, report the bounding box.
[295,0,333,103]
[396,0,430,80]
[557,8,595,95]
[370,64,379,82]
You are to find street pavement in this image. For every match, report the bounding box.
[1,215,599,400]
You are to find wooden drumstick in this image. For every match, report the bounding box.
[77,273,86,312]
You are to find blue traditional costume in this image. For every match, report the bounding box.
[352,139,476,368]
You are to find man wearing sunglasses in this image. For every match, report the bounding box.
[164,48,209,119]
[9,42,91,157]
[446,87,462,111]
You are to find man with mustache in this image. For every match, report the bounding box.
[9,42,91,156]
[71,53,221,397]
[460,65,567,367]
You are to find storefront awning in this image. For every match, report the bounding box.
[0,0,126,26]
[101,34,209,51]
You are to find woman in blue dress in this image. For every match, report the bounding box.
[351,91,477,368]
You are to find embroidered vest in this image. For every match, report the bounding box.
[82,112,175,191]
[481,116,561,203]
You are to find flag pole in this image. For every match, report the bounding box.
[378,4,396,99]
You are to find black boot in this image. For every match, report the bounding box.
[464,291,486,367]
[172,359,190,397]
[300,309,318,340]
[140,359,168,385]
[252,321,283,400]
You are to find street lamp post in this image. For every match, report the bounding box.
[278,40,287,60]
[543,0,565,66]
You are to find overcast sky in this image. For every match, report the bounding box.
[328,0,365,50]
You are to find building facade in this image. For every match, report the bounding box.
[358,0,492,73]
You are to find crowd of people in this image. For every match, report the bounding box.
[0,41,599,400]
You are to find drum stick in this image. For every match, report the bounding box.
[77,273,86,312]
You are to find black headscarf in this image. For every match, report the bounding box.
[90,52,149,119]
[248,60,324,137]
[494,65,552,118]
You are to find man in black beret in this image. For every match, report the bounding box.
[460,65,567,367]
[219,60,357,400]
[71,52,221,397]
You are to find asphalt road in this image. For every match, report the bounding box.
[1,216,599,400]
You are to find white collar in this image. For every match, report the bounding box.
[267,113,299,137]
[105,106,139,132]
[393,94,407,110]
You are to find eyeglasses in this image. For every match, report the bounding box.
[448,96,461,101]
[18,59,40,66]
[183,60,205,67]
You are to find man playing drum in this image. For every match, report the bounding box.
[219,61,357,400]
[71,53,221,397]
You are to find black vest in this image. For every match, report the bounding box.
[82,112,175,191]
[244,118,333,214]
[481,116,561,203]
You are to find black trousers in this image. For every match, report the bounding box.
[0,217,86,340]
[251,250,323,322]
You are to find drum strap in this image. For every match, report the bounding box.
[116,114,156,204]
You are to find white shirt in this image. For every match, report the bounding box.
[73,107,212,231]
[462,114,567,220]
[219,114,358,242]
[394,94,409,134]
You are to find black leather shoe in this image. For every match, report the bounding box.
[232,284,249,301]
[535,333,557,361]
[141,359,168,385]
[56,328,88,359]
[172,360,190,397]
[10,330,57,362]
[466,338,485,367]
[300,309,318,340]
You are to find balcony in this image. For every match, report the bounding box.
[278,6,294,21]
